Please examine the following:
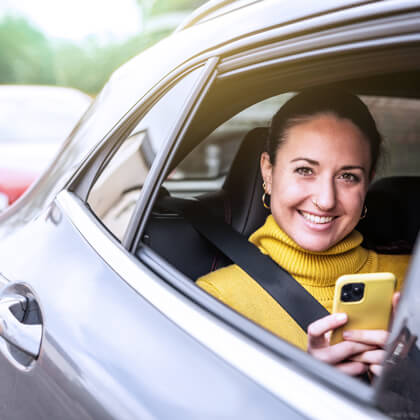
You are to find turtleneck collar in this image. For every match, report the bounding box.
[249,215,369,286]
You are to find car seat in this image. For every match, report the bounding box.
[141,127,270,280]
[357,176,420,254]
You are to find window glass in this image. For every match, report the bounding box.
[362,96,420,178]
[87,68,204,240]
[145,91,420,280]
[164,93,293,197]
[164,93,420,199]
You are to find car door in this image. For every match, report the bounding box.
[0,60,305,420]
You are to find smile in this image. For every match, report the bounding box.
[299,211,336,224]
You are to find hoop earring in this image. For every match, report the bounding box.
[262,182,270,210]
[360,205,368,220]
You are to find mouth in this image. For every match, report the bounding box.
[298,210,337,225]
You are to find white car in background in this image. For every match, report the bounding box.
[0,85,91,209]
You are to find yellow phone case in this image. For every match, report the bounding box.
[330,272,396,345]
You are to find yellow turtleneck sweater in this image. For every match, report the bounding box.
[197,215,410,351]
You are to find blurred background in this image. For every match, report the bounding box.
[0,0,208,210]
[0,0,207,95]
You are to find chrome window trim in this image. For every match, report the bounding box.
[217,13,420,75]
[126,57,219,251]
[217,34,420,80]
[57,190,386,420]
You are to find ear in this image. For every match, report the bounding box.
[260,152,273,194]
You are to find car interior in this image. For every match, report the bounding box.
[137,71,420,284]
[86,64,420,321]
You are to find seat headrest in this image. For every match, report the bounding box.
[223,127,270,237]
[357,176,420,254]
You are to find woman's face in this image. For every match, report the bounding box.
[261,114,372,252]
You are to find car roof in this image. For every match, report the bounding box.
[113,0,394,106]
[176,0,376,31]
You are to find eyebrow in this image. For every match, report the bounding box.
[290,158,366,172]
[341,165,365,172]
[290,158,319,165]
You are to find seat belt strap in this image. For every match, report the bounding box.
[185,205,330,332]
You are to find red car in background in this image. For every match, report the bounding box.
[0,85,91,210]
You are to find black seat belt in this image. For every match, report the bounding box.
[184,205,330,332]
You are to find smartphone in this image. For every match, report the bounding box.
[330,272,396,345]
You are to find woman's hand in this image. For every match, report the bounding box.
[344,291,401,377]
[307,313,376,376]
[344,330,388,376]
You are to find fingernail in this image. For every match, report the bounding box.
[343,331,351,339]
[335,313,347,321]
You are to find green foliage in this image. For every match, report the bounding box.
[0,16,55,84]
[0,0,204,94]
[0,14,169,95]
[52,33,168,95]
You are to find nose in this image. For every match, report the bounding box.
[313,176,336,211]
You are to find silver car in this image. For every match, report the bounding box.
[0,1,419,418]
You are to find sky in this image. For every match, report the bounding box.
[0,0,144,42]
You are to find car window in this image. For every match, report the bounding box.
[139,87,420,316]
[163,93,420,198]
[164,93,293,197]
[362,96,420,178]
[87,68,204,240]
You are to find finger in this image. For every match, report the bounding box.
[343,329,389,348]
[336,361,368,376]
[392,292,401,319]
[308,313,347,349]
[350,349,386,365]
[369,364,383,377]
[312,341,376,365]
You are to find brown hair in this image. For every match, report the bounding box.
[266,88,382,177]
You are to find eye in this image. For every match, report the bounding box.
[339,172,360,183]
[295,167,313,176]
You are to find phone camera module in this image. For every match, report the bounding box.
[341,283,365,302]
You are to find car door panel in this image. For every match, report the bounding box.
[0,200,301,419]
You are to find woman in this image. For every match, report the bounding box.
[197,88,410,377]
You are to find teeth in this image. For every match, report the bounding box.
[301,211,334,224]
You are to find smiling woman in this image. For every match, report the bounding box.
[197,88,411,376]
[260,89,376,252]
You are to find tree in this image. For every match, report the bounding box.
[0,16,55,84]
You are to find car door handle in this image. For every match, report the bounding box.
[0,294,42,358]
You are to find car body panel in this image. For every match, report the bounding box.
[0,195,306,419]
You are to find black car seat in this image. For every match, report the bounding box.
[141,127,270,280]
[357,176,420,254]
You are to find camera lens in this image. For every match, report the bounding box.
[352,283,364,299]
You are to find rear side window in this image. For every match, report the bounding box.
[163,93,420,198]
[87,68,205,240]
[362,96,420,178]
